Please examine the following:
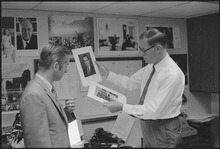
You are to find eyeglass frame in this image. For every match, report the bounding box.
[139,44,157,53]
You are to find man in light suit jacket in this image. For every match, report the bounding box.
[20,43,76,147]
[16,19,38,49]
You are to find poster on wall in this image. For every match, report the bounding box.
[1,17,16,63]
[146,24,181,49]
[2,63,31,112]
[15,16,39,56]
[48,15,94,51]
[97,17,139,56]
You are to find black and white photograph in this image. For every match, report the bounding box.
[97,17,139,56]
[2,2,219,148]
[48,15,94,51]
[78,52,96,77]
[72,46,102,87]
[1,17,16,63]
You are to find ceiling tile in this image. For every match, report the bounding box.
[34,2,117,12]
[2,1,41,9]
[143,2,219,18]
[94,1,189,15]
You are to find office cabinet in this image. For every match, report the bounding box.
[187,13,219,93]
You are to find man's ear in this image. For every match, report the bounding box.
[53,62,60,71]
[156,44,163,53]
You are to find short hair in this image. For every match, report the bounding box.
[139,28,167,48]
[39,43,72,70]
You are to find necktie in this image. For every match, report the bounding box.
[139,66,156,105]
[51,86,63,111]
[51,86,58,102]
[87,67,90,74]
[25,41,28,48]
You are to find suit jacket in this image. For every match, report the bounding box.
[82,64,96,77]
[16,34,38,49]
[20,76,71,147]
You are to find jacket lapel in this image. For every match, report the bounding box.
[34,76,69,127]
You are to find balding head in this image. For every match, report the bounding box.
[20,19,33,41]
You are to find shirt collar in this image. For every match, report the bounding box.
[154,53,170,72]
[36,73,53,91]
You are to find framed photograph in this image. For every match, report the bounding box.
[1,17,16,63]
[48,15,94,51]
[72,46,102,87]
[146,24,181,49]
[2,63,31,112]
[170,54,188,85]
[15,16,39,56]
[88,81,127,104]
[97,17,139,56]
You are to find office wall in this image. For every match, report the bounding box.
[2,8,217,146]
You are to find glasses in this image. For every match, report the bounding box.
[139,44,157,53]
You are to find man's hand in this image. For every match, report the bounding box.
[95,62,109,79]
[103,101,123,113]
[65,98,76,113]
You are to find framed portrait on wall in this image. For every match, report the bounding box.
[146,24,181,49]
[72,46,102,87]
[97,17,139,57]
[15,16,39,56]
[48,15,94,51]
[1,17,16,63]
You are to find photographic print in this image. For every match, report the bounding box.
[72,46,102,87]
[170,54,188,85]
[1,17,16,63]
[146,24,181,49]
[15,17,39,56]
[48,15,94,51]
[2,63,31,112]
[88,81,127,104]
[97,17,139,56]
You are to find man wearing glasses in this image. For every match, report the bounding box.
[97,28,185,148]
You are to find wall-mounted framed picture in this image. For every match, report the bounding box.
[15,16,39,56]
[146,24,181,49]
[48,15,94,51]
[1,16,16,63]
[97,17,139,57]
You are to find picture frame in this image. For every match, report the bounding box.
[48,15,94,51]
[15,16,39,56]
[72,46,102,87]
[1,16,16,63]
[97,17,139,56]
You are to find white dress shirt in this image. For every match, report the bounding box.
[107,54,185,120]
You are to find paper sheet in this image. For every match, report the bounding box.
[87,81,127,104]
[68,120,81,147]
[111,112,135,141]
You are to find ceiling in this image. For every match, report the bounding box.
[2,1,219,19]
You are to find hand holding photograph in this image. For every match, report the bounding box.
[88,81,127,104]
